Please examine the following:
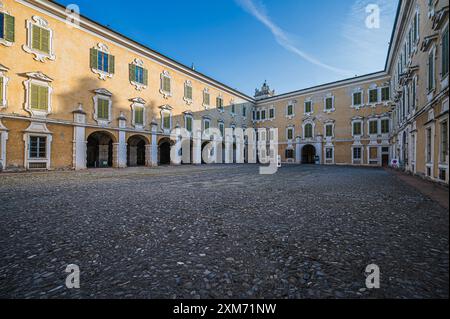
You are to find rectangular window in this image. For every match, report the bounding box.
[269,108,274,119]
[325,97,333,110]
[185,116,193,132]
[325,125,333,137]
[305,101,312,113]
[231,104,235,114]
[216,97,223,110]
[184,85,193,100]
[29,136,46,158]
[442,26,449,78]
[427,128,432,162]
[353,122,362,136]
[219,123,224,137]
[381,87,390,101]
[368,89,378,104]
[204,120,210,131]
[428,51,435,91]
[261,110,266,120]
[441,121,448,163]
[353,147,362,160]
[129,64,148,85]
[97,98,109,120]
[32,25,50,53]
[304,125,313,138]
[90,48,115,74]
[381,119,390,134]
[256,111,261,121]
[326,148,333,160]
[369,147,378,160]
[30,84,49,110]
[162,76,171,93]
[163,112,171,129]
[242,106,247,117]
[0,13,15,42]
[353,92,362,106]
[369,121,378,135]
[287,128,293,140]
[135,107,144,125]
[287,104,293,116]
[203,92,210,106]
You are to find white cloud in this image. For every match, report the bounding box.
[235,0,354,77]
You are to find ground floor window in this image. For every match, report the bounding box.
[369,147,378,165]
[285,149,294,159]
[441,120,448,164]
[353,147,362,164]
[325,148,333,160]
[29,136,47,158]
[426,128,432,163]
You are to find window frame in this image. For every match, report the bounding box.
[352,91,363,108]
[368,119,379,136]
[23,16,55,62]
[129,59,148,91]
[159,70,172,98]
[0,65,9,108]
[0,9,15,47]
[24,72,53,117]
[324,96,335,113]
[304,100,313,114]
[130,98,146,129]
[93,89,113,126]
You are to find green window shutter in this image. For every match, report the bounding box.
[143,68,148,86]
[163,113,170,129]
[38,86,48,110]
[98,99,109,119]
[163,77,171,92]
[108,54,115,74]
[32,25,41,51]
[129,64,136,82]
[40,28,50,54]
[135,108,144,125]
[90,48,98,69]
[4,14,15,42]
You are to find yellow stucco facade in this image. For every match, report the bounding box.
[0,0,448,185]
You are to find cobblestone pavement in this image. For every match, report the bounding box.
[0,165,448,299]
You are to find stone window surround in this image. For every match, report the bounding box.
[159,70,172,99]
[440,21,449,89]
[0,4,13,47]
[23,72,53,118]
[22,122,53,170]
[92,88,113,126]
[351,88,365,109]
[91,43,114,80]
[130,58,147,91]
[352,145,364,165]
[304,99,314,115]
[130,97,146,130]
[302,119,315,139]
[286,125,295,142]
[286,100,296,118]
[183,80,193,105]
[323,95,335,113]
[0,64,9,108]
[184,112,194,133]
[160,105,173,133]
[324,121,335,139]
[22,15,56,63]
[352,117,364,137]
[202,88,210,109]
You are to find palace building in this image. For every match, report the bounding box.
[0,0,448,185]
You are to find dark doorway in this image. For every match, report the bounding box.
[302,144,316,164]
[201,141,213,164]
[127,135,147,167]
[87,132,114,168]
[382,154,389,167]
[159,139,171,165]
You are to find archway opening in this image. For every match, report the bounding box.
[87,131,114,168]
[158,138,171,165]
[127,135,147,167]
[201,141,214,164]
[302,144,316,164]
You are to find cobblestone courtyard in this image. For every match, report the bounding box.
[0,165,448,299]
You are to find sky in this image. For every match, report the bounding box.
[57,0,399,97]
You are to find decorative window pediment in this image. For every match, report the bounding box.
[23,16,55,62]
[23,72,53,117]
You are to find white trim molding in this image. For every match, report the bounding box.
[92,88,113,126]
[23,71,53,118]
[22,122,53,170]
[130,58,147,91]
[323,94,335,113]
[0,64,9,108]
[22,15,56,62]
[159,70,172,99]
[159,104,173,133]
[304,98,314,116]
[130,97,146,130]
[183,80,193,105]
[351,87,364,110]
[91,43,113,80]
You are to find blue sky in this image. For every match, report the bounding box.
[57,0,399,96]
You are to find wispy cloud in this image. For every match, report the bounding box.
[235,0,354,77]
[339,0,398,74]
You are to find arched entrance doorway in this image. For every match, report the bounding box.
[158,138,172,165]
[201,141,214,164]
[87,131,115,168]
[302,144,316,164]
[127,135,148,167]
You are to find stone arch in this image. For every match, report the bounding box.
[86,131,117,168]
[301,144,316,164]
[158,137,173,165]
[127,134,149,167]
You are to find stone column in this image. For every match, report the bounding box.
[192,132,202,165]
[225,134,233,164]
[171,125,181,165]
[116,113,128,168]
[72,105,87,170]
[148,121,158,167]
[295,137,301,164]
[247,131,257,164]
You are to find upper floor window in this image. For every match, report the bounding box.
[287,104,294,116]
[442,26,449,79]
[325,124,333,137]
[184,81,193,104]
[353,121,362,136]
[242,106,247,118]
[24,72,53,117]
[185,114,193,133]
[90,43,115,79]
[130,97,146,129]
[428,48,436,91]
[24,16,55,62]
[304,101,313,114]
[368,88,379,104]
[269,107,275,119]
[218,122,225,137]
[160,71,172,98]
[324,97,334,112]
[93,88,113,125]
[381,87,390,102]
[216,96,224,111]
[304,123,313,138]
[287,127,294,140]
[261,109,266,120]
[160,107,172,131]
[0,10,15,46]
[369,120,378,135]
[129,59,148,90]
[381,119,390,134]
[203,89,210,108]
[0,65,8,108]
[352,92,363,107]
[231,103,236,115]
[203,118,211,131]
